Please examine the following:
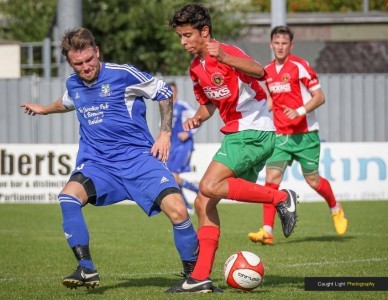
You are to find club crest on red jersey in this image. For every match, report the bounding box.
[282,73,290,82]
[211,72,224,86]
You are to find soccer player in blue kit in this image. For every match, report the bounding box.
[20,28,198,289]
[167,82,199,214]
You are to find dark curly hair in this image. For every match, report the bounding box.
[169,3,213,37]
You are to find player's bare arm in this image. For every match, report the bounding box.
[283,88,325,120]
[206,42,264,78]
[183,102,216,131]
[262,84,273,111]
[307,88,325,111]
[151,97,173,162]
[20,97,69,116]
[266,94,273,112]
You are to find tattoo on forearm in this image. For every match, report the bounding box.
[159,97,173,132]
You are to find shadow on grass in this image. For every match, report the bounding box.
[263,274,304,290]
[81,275,306,295]
[78,276,174,294]
[282,235,356,244]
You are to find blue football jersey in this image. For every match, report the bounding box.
[62,62,172,165]
[167,100,197,173]
[171,100,197,149]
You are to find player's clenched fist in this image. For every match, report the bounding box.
[206,42,226,62]
[183,116,202,131]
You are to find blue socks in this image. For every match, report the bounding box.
[181,193,193,209]
[181,180,199,193]
[59,194,95,270]
[172,218,198,262]
[59,194,198,270]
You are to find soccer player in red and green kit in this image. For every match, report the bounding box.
[167,4,298,293]
[248,25,348,245]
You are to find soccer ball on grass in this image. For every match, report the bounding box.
[224,251,264,291]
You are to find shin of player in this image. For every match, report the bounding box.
[166,4,298,293]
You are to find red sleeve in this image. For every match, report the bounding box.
[295,56,320,90]
[222,44,264,85]
[222,44,252,59]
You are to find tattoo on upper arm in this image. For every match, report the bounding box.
[159,97,173,132]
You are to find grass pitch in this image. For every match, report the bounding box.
[0,201,387,299]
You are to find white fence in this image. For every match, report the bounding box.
[0,74,387,144]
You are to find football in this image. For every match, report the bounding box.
[224,251,264,291]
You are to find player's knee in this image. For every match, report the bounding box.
[60,184,88,205]
[307,180,318,189]
[266,168,283,183]
[171,201,189,222]
[193,194,213,216]
[304,173,320,189]
[199,178,220,199]
[158,188,189,222]
[65,172,96,205]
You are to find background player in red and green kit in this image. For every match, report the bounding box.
[167,4,298,293]
[248,25,348,245]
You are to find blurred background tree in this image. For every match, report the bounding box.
[248,0,387,12]
[0,0,386,75]
[0,0,56,41]
[82,0,243,75]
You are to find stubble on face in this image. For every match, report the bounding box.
[67,47,101,84]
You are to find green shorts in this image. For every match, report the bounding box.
[266,131,320,174]
[213,130,275,182]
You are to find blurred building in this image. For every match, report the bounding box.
[237,11,388,73]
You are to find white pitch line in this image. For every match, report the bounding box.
[0,258,386,282]
[278,257,388,268]
[64,257,388,276]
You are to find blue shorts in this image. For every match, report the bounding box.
[167,143,193,174]
[72,152,179,216]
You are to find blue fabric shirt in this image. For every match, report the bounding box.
[62,62,172,165]
[171,100,197,150]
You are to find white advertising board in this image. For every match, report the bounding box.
[0,144,77,203]
[0,143,387,203]
[0,44,21,79]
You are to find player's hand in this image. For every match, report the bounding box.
[183,116,202,131]
[282,105,299,120]
[206,42,226,62]
[178,132,190,142]
[151,131,171,162]
[20,103,47,116]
